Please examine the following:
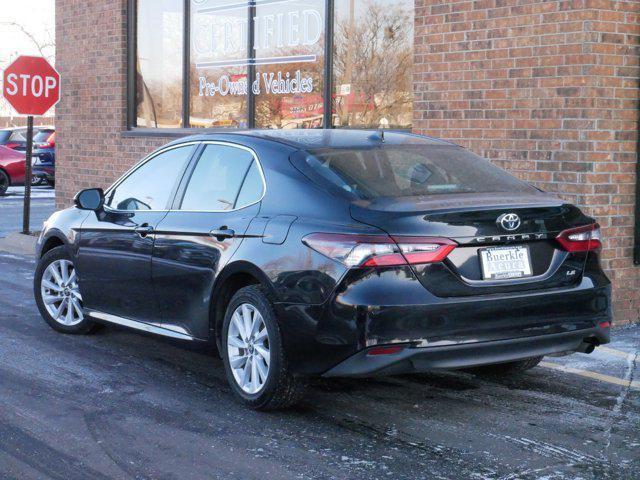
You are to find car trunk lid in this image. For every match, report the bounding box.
[350,192,593,296]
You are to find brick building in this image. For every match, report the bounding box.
[55,0,639,323]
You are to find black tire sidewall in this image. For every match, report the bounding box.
[221,286,284,408]
[34,246,95,334]
[0,170,9,195]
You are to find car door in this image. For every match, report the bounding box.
[151,142,265,339]
[76,143,197,323]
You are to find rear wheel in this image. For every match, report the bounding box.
[34,246,98,334]
[468,356,543,375]
[0,169,9,195]
[221,285,306,410]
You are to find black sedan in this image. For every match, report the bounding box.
[34,130,611,409]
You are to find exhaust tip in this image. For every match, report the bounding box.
[576,338,600,354]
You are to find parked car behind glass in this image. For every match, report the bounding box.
[34,130,611,410]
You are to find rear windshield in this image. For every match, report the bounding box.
[292,145,537,200]
[33,129,54,142]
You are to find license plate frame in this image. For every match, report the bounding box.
[479,245,533,280]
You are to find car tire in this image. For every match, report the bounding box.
[221,285,307,410]
[0,169,9,195]
[34,246,98,335]
[468,356,543,375]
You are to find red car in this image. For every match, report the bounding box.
[0,145,25,195]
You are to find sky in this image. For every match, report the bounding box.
[0,0,55,117]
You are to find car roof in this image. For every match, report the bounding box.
[169,129,457,150]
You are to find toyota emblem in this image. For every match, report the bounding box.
[497,213,521,232]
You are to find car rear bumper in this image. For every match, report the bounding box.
[322,325,610,377]
[278,265,611,376]
[32,167,54,181]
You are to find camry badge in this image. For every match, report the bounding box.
[497,213,521,232]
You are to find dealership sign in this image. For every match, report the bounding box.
[199,70,314,97]
[2,56,60,115]
[193,2,323,67]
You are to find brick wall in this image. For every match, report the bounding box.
[55,0,172,209]
[0,116,51,128]
[414,0,640,324]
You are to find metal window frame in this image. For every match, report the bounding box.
[127,0,335,132]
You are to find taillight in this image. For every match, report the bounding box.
[35,133,55,149]
[556,224,601,252]
[302,233,457,268]
[367,345,405,356]
[5,143,20,149]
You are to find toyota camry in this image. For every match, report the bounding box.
[34,130,611,409]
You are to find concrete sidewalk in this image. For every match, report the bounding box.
[0,232,38,256]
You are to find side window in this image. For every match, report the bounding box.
[180,145,257,211]
[235,162,264,208]
[107,145,194,211]
[9,130,26,141]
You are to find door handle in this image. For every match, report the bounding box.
[134,225,154,237]
[209,228,235,240]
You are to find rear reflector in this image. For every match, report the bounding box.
[599,321,611,329]
[302,233,457,268]
[367,345,405,356]
[556,224,601,252]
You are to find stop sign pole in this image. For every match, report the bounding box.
[23,116,34,234]
[2,56,60,234]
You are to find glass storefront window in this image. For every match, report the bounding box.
[332,0,413,129]
[132,0,413,130]
[136,0,184,128]
[254,0,326,129]
[190,0,249,129]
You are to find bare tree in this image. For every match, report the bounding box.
[333,0,413,128]
[0,21,55,62]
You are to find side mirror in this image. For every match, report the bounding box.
[74,188,105,211]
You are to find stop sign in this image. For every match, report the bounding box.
[2,56,60,116]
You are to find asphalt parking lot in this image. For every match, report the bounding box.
[0,249,637,480]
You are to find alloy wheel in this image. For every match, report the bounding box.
[41,259,84,326]
[227,303,271,394]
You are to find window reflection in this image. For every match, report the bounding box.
[107,146,194,210]
[254,0,326,129]
[190,0,249,128]
[332,0,413,129]
[136,0,184,128]
[180,145,255,211]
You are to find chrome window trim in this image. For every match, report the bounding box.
[175,140,267,213]
[103,141,201,214]
[102,140,267,214]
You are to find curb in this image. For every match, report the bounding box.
[0,232,37,256]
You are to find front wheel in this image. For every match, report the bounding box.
[221,285,306,410]
[34,246,98,334]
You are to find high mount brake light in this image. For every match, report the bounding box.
[302,233,457,268]
[556,224,602,252]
